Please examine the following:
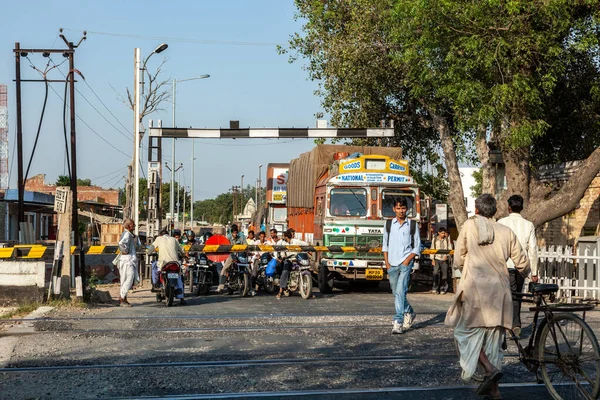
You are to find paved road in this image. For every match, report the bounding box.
[0,283,597,399]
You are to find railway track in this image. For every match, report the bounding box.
[1,353,459,372]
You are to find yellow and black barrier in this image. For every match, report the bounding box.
[0,244,453,259]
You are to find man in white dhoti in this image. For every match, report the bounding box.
[445,194,529,399]
[118,219,139,307]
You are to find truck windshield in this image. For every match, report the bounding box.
[329,188,367,217]
[382,190,416,217]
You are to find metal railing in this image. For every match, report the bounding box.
[539,244,600,302]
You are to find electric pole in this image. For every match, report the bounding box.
[14,29,87,297]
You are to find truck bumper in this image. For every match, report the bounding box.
[322,259,388,281]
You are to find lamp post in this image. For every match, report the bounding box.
[177,162,183,230]
[133,43,168,236]
[258,164,263,210]
[241,174,244,217]
[170,74,210,235]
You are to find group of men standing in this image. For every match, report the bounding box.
[382,194,538,399]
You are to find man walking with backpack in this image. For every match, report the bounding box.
[431,227,453,294]
[383,198,421,334]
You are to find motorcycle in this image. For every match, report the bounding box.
[154,261,182,307]
[255,252,278,294]
[188,252,215,296]
[283,253,313,300]
[223,252,250,296]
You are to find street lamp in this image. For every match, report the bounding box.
[170,74,210,234]
[258,164,263,210]
[164,161,182,230]
[133,43,168,236]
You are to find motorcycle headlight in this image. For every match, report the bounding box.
[198,259,208,265]
[237,255,248,264]
[296,253,310,266]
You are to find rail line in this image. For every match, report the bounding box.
[0,311,431,323]
[30,323,402,334]
[1,353,461,373]
[105,383,551,400]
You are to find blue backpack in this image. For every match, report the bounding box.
[266,258,278,277]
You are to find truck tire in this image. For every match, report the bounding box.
[318,264,333,294]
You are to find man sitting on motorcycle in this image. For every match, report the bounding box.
[276,229,309,299]
[148,229,187,305]
[216,227,254,295]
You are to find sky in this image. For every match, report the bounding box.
[0,0,324,200]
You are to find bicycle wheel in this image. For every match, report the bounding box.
[538,313,600,400]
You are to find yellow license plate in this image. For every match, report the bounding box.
[365,268,384,280]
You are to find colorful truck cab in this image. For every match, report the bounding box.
[286,146,420,292]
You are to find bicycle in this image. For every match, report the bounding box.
[511,283,600,399]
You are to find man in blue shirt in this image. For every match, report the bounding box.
[382,198,421,334]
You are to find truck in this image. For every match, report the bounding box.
[286,145,422,293]
[265,163,289,234]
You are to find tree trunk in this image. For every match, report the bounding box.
[475,126,495,195]
[525,146,600,228]
[429,110,469,229]
[498,146,530,217]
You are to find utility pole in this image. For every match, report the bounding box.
[14,30,86,292]
[231,185,238,223]
[14,43,24,227]
[182,185,186,230]
[62,32,86,283]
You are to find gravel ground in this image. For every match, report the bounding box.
[1,283,598,399]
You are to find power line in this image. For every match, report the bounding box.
[49,58,134,144]
[81,78,131,134]
[62,28,283,47]
[46,83,131,158]
[90,165,128,181]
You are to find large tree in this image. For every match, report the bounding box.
[287,0,600,228]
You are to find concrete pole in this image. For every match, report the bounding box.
[190,139,194,230]
[170,79,176,233]
[133,48,141,236]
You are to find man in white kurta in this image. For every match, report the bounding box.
[445,194,529,398]
[498,194,538,335]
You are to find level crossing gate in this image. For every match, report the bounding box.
[144,124,395,240]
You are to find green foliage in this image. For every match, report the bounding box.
[56,175,71,186]
[284,0,442,166]
[192,185,262,224]
[390,0,600,157]
[470,169,483,198]
[412,168,449,203]
[55,175,93,186]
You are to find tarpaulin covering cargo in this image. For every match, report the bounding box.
[287,145,403,208]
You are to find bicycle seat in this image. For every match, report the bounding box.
[531,283,559,294]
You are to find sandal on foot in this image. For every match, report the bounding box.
[476,370,503,396]
[276,292,282,299]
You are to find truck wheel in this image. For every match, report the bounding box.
[318,264,333,294]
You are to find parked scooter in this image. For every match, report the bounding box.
[222,252,250,296]
[154,261,182,306]
[282,252,313,299]
[255,252,278,294]
[188,252,215,296]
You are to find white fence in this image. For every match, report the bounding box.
[538,244,600,302]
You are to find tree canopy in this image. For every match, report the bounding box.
[287,0,600,228]
[56,175,92,186]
